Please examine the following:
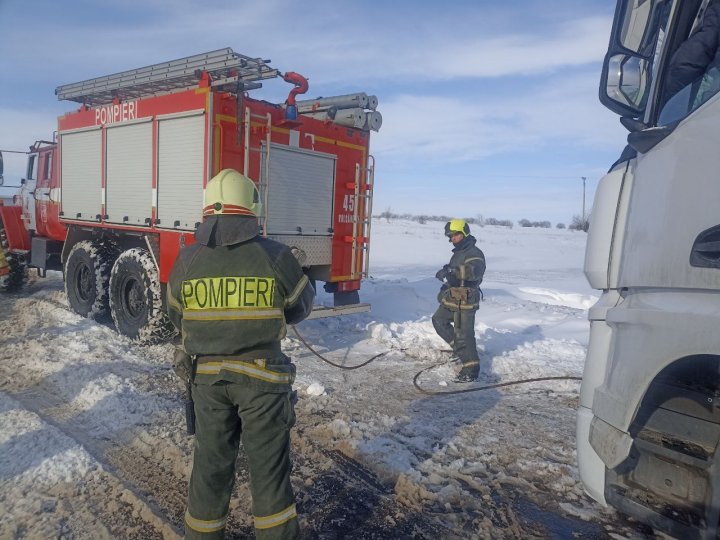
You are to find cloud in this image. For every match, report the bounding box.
[361,16,613,81]
[372,70,626,166]
[0,2,611,89]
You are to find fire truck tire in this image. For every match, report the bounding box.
[109,248,175,343]
[0,225,27,293]
[64,240,117,318]
[0,253,27,292]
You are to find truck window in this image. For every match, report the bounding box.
[658,2,720,125]
[658,66,720,124]
[42,152,53,181]
[26,154,37,181]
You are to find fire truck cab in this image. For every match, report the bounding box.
[0,48,379,342]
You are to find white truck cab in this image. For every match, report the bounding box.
[578,0,720,537]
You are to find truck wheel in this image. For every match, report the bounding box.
[0,226,27,292]
[0,253,27,292]
[64,240,117,318]
[109,248,175,343]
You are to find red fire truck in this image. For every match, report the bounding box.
[0,48,378,342]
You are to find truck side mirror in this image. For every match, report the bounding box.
[599,0,667,118]
[600,53,650,118]
[0,151,4,186]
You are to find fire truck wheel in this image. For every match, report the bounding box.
[0,254,27,292]
[0,226,27,293]
[109,248,175,343]
[64,240,117,318]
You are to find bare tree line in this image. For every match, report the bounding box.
[375,208,590,231]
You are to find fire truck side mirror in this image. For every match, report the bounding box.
[0,151,4,185]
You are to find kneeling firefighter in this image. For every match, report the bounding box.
[432,219,486,382]
[167,169,315,539]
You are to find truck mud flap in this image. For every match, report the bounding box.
[305,303,370,320]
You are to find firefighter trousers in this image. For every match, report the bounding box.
[185,381,298,540]
[432,305,480,374]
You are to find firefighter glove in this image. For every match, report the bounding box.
[172,348,193,382]
[436,265,451,281]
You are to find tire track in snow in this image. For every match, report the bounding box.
[8,386,183,539]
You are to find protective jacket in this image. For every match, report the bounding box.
[167,215,315,393]
[665,1,720,99]
[437,235,486,311]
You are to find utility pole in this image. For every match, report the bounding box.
[581,176,587,225]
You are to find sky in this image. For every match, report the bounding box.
[0,0,627,224]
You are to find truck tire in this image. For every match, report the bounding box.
[0,225,27,293]
[0,253,27,292]
[109,248,175,343]
[64,240,117,318]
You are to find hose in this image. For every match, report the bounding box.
[291,325,389,370]
[292,326,582,395]
[412,362,582,396]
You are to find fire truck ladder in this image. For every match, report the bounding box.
[351,156,375,279]
[55,48,279,106]
[243,107,273,236]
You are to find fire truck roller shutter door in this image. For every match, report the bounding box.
[60,128,102,222]
[157,111,205,231]
[105,120,153,226]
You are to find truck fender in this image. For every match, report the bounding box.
[0,205,30,251]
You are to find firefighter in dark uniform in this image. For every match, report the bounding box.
[167,169,315,539]
[432,219,486,382]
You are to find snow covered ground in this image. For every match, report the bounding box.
[0,220,653,539]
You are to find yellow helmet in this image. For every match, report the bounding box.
[203,169,262,217]
[444,218,470,238]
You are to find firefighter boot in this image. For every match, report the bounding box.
[455,361,479,383]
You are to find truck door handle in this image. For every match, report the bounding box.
[694,241,720,257]
[690,226,720,268]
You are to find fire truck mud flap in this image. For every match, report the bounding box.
[306,303,370,320]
